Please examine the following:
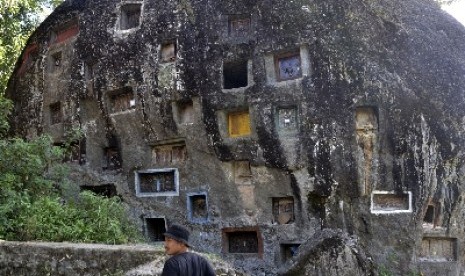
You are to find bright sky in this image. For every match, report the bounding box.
[442,1,465,26]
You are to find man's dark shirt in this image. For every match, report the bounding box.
[161,252,215,276]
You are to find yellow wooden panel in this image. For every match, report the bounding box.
[229,111,251,137]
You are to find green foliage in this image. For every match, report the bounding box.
[12,192,141,244]
[0,95,12,137]
[0,134,141,244]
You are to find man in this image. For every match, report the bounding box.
[162,224,216,276]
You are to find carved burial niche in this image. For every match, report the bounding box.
[228,110,251,137]
[276,107,298,132]
[49,102,62,125]
[420,237,457,261]
[135,168,179,197]
[144,217,166,242]
[223,60,248,89]
[371,191,412,214]
[80,183,117,198]
[228,15,251,37]
[56,138,86,164]
[160,42,176,63]
[275,51,302,81]
[187,192,208,223]
[222,227,263,256]
[49,51,62,72]
[272,197,294,224]
[281,243,301,262]
[103,135,122,170]
[119,3,142,30]
[355,106,378,196]
[152,140,187,165]
[174,100,195,125]
[109,87,135,113]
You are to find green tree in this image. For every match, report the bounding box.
[0,0,63,94]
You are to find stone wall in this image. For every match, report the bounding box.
[0,241,163,275]
[0,241,245,276]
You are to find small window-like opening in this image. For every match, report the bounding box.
[145,218,166,242]
[65,139,86,164]
[371,191,412,214]
[103,135,121,170]
[103,147,121,170]
[160,42,176,63]
[277,107,297,132]
[120,4,142,30]
[228,110,251,137]
[424,205,435,224]
[188,193,208,223]
[227,231,258,253]
[175,100,194,125]
[80,184,117,198]
[272,197,294,224]
[135,169,179,196]
[228,16,251,37]
[50,52,62,72]
[140,172,175,193]
[281,244,301,262]
[110,89,135,113]
[153,142,187,165]
[50,102,62,125]
[275,52,301,81]
[420,237,457,261]
[223,60,248,89]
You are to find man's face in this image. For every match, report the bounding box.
[164,237,187,255]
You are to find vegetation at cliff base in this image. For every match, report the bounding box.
[0,135,142,244]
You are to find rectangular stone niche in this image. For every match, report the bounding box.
[370,191,412,214]
[223,60,248,89]
[119,3,142,30]
[160,42,176,63]
[272,197,294,224]
[228,15,251,37]
[420,237,457,261]
[222,227,263,257]
[144,217,166,242]
[49,51,62,72]
[49,102,62,125]
[103,147,121,170]
[80,184,117,197]
[281,243,301,262]
[276,107,298,132]
[152,140,187,165]
[187,192,208,223]
[135,168,179,197]
[109,87,135,113]
[228,110,251,137]
[61,138,86,164]
[275,52,302,81]
[173,100,195,125]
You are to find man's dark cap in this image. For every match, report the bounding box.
[163,224,191,247]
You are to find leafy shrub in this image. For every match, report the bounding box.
[0,135,142,244]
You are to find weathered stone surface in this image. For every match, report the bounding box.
[0,241,163,275]
[5,0,465,274]
[0,241,245,276]
[277,229,374,276]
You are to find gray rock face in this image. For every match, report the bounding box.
[6,0,465,274]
